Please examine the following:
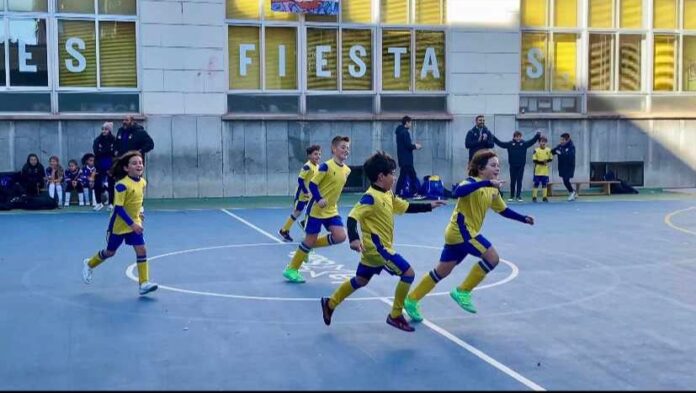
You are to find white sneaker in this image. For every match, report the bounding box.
[64,201,70,207]
[82,258,93,284]
[93,203,104,211]
[139,281,159,295]
[568,191,577,201]
[107,204,114,211]
[507,198,514,202]
[516,198,524,202]
[79,201,85,206]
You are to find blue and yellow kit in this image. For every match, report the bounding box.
[308,159,351,219]
[109,175,146,235]
[532,147,553,176]
[445,177,506,245]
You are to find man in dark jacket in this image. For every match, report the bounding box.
[114,115,154,158]
[93,121,117,210]
[552,132,577,201]
[465,115,494,162]
[395,116,422,198]
[493,130,541,201]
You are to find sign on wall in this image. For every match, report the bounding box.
[271,0,339,15]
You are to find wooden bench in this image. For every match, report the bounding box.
[546,180,621,197]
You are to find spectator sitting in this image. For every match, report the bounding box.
[81,153,98,207]
[20,153,45,197]
[64,159,85,207]
[45,155,64,207]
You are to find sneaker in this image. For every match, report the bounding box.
[321,297,334,326]
[282,267,305,283]
[386,314,415,332]
[507,198,514,202]
[278,229,293,242]
[412,195,426,200]
[79,201,85,206]
[568,191,577,201]
[532,197,537,203]
[516,197,524,202]
[93,203,104,211]
[449,288,477,314]
[82,258,93,284]
[107,204,114,211]
[404,297,423,322]
[542,197,548,203]
[64,201,70,207]
[139,281,159,295]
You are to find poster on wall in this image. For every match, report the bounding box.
[271,0,339,15]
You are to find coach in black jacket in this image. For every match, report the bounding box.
[493,130,541,201]
[465,115,494,162]
[114,115,154,158]
[395,116,422,197]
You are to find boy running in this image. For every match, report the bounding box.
[278,145,321,241]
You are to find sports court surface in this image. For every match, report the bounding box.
[2,192,696,390]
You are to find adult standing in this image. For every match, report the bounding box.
[114,115,154,159]
[93,122,116,211]
[552,132,577,201]
[395,115,423,198]
[465,115,494,162]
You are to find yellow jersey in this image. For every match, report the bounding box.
[445,177,506,244]
[533,147,553,176]
[109,176,146,235]
[348,186,410,267]
[295,161,318,202]
[309,159,351,219]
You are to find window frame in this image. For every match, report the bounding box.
[225,0,447,115]
[0,0,140,114]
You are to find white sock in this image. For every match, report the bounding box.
[64,192,71,206]
[78,193,85,206]
[48,183,55,198]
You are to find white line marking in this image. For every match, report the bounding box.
[220,208,284,244]
[124,242,517,301]
[664,206,696,236]
[219,209,542,390]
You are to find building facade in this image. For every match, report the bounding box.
[0,0,694,198]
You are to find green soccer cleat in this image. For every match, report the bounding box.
[283,267,305,283]
[450,288,477,314]
[404,297,423,322]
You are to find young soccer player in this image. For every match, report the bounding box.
[531,136,553,203]
[63,159,85,206]
[278,145,321,242]
[282,136,351,283]
[45,156,64,206]
[403,149,534,322]
[320,151,446,332]
[81,153,98,207]
[82,151,158,296]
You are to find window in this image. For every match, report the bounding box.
[522,0,546,27]
[682,36,696,91]
[589,34,614,91]
[58,0,95,13]
[620,0,642,28]
[229,26,261,90]
[226,0,446,114]
[521,32,548,91]
[653,34,677,91]
[653,0,677,29]
[99,21,137,87]
[307,28,338,90]
[0,20,5,86]
[9,0,48,12]
[9,18,48,87]
[552,34,577,90]
[589,0,613,28]
[554,0,577,28]
[686,0,696,30]
[58,20,98,87]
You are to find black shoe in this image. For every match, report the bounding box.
[532,197,537,203]
[321,297,334,326]
[278,229,293,242]
[386,314,415,332]
[542,197,548,203]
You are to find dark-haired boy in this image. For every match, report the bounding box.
[279,145,322,242]
[493,130,540,202]
[320,151,446,332]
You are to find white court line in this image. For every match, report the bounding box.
[221,208,545,391]
[220,208,284,244]
[664,206,696,237]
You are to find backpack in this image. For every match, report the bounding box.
[420,175,445,200]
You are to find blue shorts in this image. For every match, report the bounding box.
[355,253,411,279]
[440,234,492,264]
[533,175,549,186]
[305,215,343,234]
[293,199,308,212]
[106,231,145,251]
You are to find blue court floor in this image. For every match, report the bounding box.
[2,196,696,390]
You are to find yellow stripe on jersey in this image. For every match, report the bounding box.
[309,159,351,219]
[349,186,410,267]
[109,176,146,235]
[444,177,506,245]
[296,161,317,202]
[533,147,553,176]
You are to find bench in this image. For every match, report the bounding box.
[546,180,621,197]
